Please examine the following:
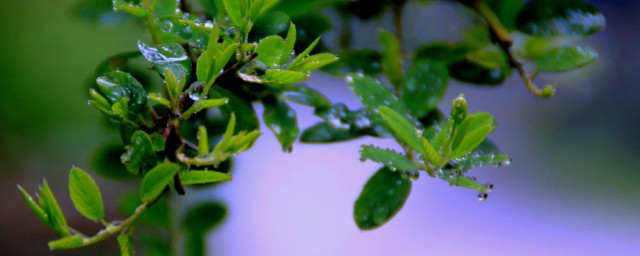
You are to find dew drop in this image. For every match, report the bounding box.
[485,183,494,192]
[477,192,488,202]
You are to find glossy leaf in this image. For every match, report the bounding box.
[96,70,147,113]
[121,131,159,176]
[280,84,331,109]
[39,181,71,236]
[117,233,135,256]
[288,37,320,70]
[256,36,286,67]
[536,46,598,72]
[138,41,191,85]
[300,122,365,143]
[378,106,426,157]
[453,153,511,170]
[180,171,232,185]
[400,60,449,118]
[486,0,525,31]
[451,175,489,192]
[354,167,412,230]
[251,11,290,39]
[450,112,497,159]
[152,0,178,17]
[157,17,212,49]
[263,98,299,152]
[48,235,84,250]
[280,23,297,67]
[69,167,104,221]
[140,162,181,203]
[449,49,511,85]
[516,0,605,37]
[379,30,403,88]
[359,145,418,171]
[347,74,404,115]
[321,49,382,76]
[265,69,310,84]
[288,53,339,73]
[113,0,150,18]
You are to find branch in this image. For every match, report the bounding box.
[467,0,556,98]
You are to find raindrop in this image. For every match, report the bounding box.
[477,192,488,202]
[485,183,494,192]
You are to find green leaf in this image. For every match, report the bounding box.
[420,137,442,167]
[321,49,382,76]
[379,30,403,88]
[113,0,150,18]
[48,235,84,250]
[448,49,511,85]
[516,0,605,37]
[117,233,135,256]
[263,98,299,152]
[212,87,260,131]
[138,41,192,85]
[400,60,449,118]
[453,153,511,170]
[69,167,104,221]
[346,74,404,115]
[17,185,49,227]
[157,17,212,49]
[359,145,418,171]
[536,46,598,72]
[223,0,246,28]
[450,112,497,159]
[251,11,291,39]
[264,69,310,84]
[39,181,71,236]
[256,36,286,67]
[180,171,232,185]
[300,122,366,143]
[415,42,476,65]
[288,53,338,72]
[486,0,525,31]
[96,70,147,113]
[288,37,320,70]
[152,0,178,17]
[140,162,181,203]
[182,201,226,234]
[182,202,226,256]
[272,0,347,17]
[451,175,489,192]
[354,167,412,230]
[121,131,159,176]
[197,126,210,157]
[280,84,331,109]
[378,106,426,157]
[280,23,297,66]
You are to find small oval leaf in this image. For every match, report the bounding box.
[139,163,181,203]
[69,167,104,221]
[180,171,232,185]
[536,46,598,72]
[354,167,412,230]
[516,0,605,37]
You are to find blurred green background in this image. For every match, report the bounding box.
[1,0,638,255]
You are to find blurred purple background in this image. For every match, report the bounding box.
[1,0,638,255]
